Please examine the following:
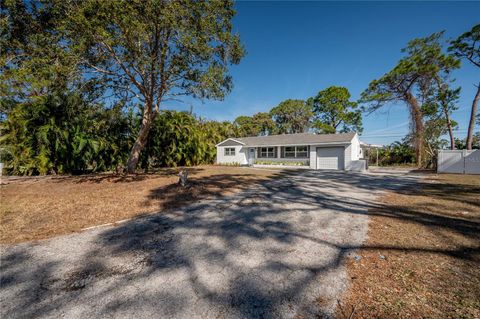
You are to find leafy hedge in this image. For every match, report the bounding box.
[255,160,309,166]
[1,94,233,175]
[1,91,135,175]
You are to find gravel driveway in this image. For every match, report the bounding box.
[0,170,419,319]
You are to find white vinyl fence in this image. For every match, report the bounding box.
[437,150,480,174]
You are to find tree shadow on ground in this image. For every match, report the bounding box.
[142,171,287,209]
[64,167,206,184]
[1,167,207,185]
[1,170,479,318]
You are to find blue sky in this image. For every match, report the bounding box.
[175,1,479,145]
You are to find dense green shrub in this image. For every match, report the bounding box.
[366,140,416,166]
[0,91,134,175]
[1,96,237,175]
[140,111,237,169]
[141,111,205,168]
[255,160,309,166]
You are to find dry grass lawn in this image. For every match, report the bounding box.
[338,174,480,319]
[0,165,279,244]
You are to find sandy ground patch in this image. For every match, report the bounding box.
[338,174,480,318]
[0,166,278,244]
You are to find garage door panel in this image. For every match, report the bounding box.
[316,147,344,170]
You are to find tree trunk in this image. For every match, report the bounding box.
[442,105,455,150]
[466,83,480,150]
[447,120,455,150]
[126,107,155,173]
[405,92,425,167]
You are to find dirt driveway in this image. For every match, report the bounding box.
[0,170,419,319]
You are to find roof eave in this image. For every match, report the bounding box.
[215,138,246,147]
[243,141,352,147]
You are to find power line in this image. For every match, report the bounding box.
[360,130,469,138]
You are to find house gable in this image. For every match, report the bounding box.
[216,138,245,147]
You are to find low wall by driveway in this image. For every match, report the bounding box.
[438,149,480,174]
[348,160,367,172]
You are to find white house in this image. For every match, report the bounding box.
[216,132,365,171]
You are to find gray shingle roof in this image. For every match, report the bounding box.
[224,132,356,147]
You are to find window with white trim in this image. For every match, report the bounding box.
[259,147,276,158]
[283,146,296,158]
[281,145,309,158]
[296,146,309,158]
[224,147,235,156]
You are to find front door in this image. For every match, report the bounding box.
[248,148,255,165]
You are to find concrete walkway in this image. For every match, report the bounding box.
[0,170,419,319]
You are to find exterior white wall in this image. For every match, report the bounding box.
[309,146,317,169]
[344,144,352,170]
[345,134,366,171]
[350,134,362,160]
[216,146,248,165]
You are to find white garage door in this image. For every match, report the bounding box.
[316,147,344,170]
